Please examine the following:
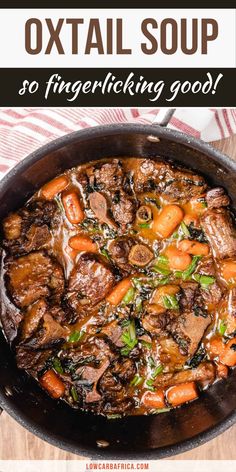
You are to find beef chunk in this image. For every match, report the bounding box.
[21,299,67,348]
[163,167,206,201]
[167,310,211,356]
[153,362,216,388]
[206,187,230,209]
[103,397,135,415]
[142,311,170,336]
[16,346,52,375]
[100,320,124,347]
[111,192,136,228]
[21,299,47,341]
[79,359,110,403]
[6,251,64,308]
[93,160,124,191]
[67,253,115,312]
[108,237,134,274]
[112,358,136,384]
[180,282,198,310]
[201,208,236,260]
[23,313,67,349]
[3,200,57,255]
[0,298,23,343]
[62,337,115,368]
[98,360,135,414]
[133,159,206,201]
[195,257,222,306]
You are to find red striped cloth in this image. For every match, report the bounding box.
[0,108,235,180]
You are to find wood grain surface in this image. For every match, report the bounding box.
[1,134,236,461]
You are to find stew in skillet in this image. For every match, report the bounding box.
[1,157,236,417]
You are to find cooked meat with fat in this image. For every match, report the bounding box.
[153,362,216,388]
[6,251,64,308]
[108,237,134,274]
[16,346,52,375]
[142,311,170,335]
[167,310,211,356]
[67,253,115,313]
[111,192,136,228]
[24,313,67,349]
[100,320,124,347]
[133,159,206,201]
[93,160,124,192]
[201,208,236,260]
[3,200,57,255]
[128,244,154,267]
[180,282,198,310]
[196,257,222,306]
[206,187,230,209]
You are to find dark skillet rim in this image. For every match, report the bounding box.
[0,122,236,460]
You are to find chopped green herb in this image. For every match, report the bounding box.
[162,294,179,310]
[52,358,63,374]
[152,364,163,378]
[122,287,135,305]
[121,320,138,355]
[141,340,152,349]
[148,356,156,369]
[100,247,110,260]
[153,255,171,276]
[130,374,144,387]
[193,273,215,289]
[175,255,201,280]
[146,378,154,387]
[68,330,84,343]
[172,231,179,239]
[135,296,143,313]
[180,221,190,237]
[201,200,207,208]
[218,319,227,336]
[132,277,142,289]
[139,222,150,229]
[153,276,170,287]
[71,386,78,402]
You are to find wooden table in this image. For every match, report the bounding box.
[1,135,236,460]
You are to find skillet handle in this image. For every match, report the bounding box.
[152,108,175,127]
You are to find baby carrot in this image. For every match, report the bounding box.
[68,234,97,253]
[62,191,84,224]
[221,260,236,282]
[220,337,236,367]
[207,337,225,360]
[178,240,209,256]
[165,246,192,271]
[40,369,65,399]
[41,175,69,200]
[153,205,184,238]
[167,382,198,407]
[142,390,166,409]
[106,278,132,306]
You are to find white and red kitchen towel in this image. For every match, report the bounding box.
[0,107,235,180]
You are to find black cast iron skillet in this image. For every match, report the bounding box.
[0,113,236,460]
